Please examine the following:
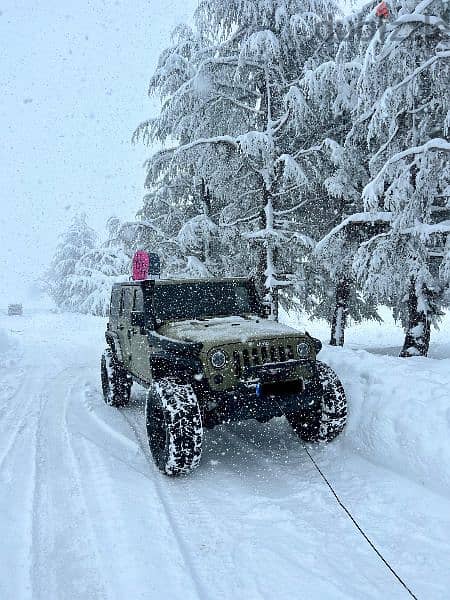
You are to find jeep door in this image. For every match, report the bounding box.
[129,287,150,380]
[118,286,133,367]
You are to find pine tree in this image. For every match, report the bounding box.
[69,218,132,316]
[46,214,97,311]
[135,0,343,318]
[302,0,384,345]
[351,0,450,356]
[310,1,449,352]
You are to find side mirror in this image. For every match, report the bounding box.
[130,311,145,328]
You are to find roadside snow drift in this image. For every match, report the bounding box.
[283,307,450,498]
[323,347,450,498]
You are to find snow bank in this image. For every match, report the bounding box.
[281,307,450,497]
[322,346,450,498]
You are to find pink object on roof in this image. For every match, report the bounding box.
[132,251,150,281]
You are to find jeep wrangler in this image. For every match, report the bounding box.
[101,277,347,476]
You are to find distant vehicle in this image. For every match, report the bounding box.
[8,304,23,316]
[101,254,347,476]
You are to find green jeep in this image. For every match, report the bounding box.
[101,277,347,476]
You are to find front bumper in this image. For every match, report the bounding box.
[200,373,323,428]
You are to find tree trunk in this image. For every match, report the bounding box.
[257,187,280,321]
[330,278,351,347]
[270,286,279,321]
[255,204,267,296]
[400,281,431,357]
[254,226,279,320]
[199,178,212,266]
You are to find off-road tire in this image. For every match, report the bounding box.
[101,348,132,407]
[287,361,347,442]
[146,378,203,476]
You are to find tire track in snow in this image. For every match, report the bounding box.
[118,402,215,600]
[0,365,25,405]
[118,393,246,599]
[119,402,401,599]
[0,370,45,600]
[63,384,122,600]
[30,371,108,600]
[64,374,204,600]
[0,364,69,600]
[76,378,422,600]
[0,369,42,473]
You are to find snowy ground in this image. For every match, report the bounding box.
[1,308,450,600]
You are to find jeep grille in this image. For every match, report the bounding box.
[232,344,295,378]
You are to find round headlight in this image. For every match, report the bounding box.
[296,342,311,358]
[210,349,227,369]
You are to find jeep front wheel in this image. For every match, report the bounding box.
[286,361,347,442]
[146,378,203,476]
[101,348,132,407]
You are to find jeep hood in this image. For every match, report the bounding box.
[157,316,302,346]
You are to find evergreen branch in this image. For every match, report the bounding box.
[206,94,262,114]
[389,51,450,94]
[292,143,324,160]
[316,212,394,253]
[365,138,450,201]
[369,124,399,167]
[173,135,239,156]
[274,198,312,216]
[221,213,259,227]
[393,13,450,34]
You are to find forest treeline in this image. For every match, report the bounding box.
[46,0,450,357]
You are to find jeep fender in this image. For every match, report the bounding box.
[150,352,202,380]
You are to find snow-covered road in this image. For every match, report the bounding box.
[1,311,450,600]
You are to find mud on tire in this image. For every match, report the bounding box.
[287,361,347,443]
[101,348,132,407]
[146,378,203,476]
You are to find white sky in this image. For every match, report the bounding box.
[0,0,357,306]
[0,0,198,304]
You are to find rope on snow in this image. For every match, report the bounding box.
[302,443,418,600]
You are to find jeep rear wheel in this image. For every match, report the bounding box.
[146,378,203,476]
[287,361,347,442]
[101,348,132,407]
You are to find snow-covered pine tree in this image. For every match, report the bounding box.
[301,1,386,345]
[349,0,450,356]
[135,0,343,318]
[133,25,242,278]
[46,214,97,311]
[315,212,390,345]
[196,0,350,319]
[67,218,133,316]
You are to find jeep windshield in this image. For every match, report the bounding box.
[153,281,260,322]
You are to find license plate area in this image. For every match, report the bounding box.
[257,379,303,398]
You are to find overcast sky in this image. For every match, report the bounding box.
[0,0,198,304]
